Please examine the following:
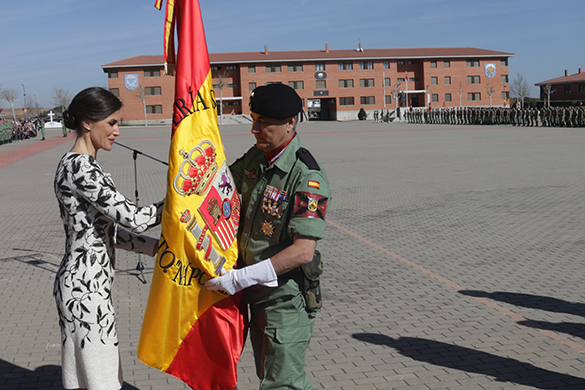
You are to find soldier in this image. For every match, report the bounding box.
[206,83,331,390]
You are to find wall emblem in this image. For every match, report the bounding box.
[124,74,139,90]
[485,63,496,79]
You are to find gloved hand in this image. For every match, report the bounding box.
[205,259,278,295]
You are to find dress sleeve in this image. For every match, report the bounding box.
[70,155,164,233]
[116,228,159,257]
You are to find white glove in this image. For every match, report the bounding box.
[205,259,278,295]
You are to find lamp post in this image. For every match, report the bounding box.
[21,84,27,119]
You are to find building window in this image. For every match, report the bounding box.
[467,92,481,101]
[360,78,375,88]
[144,68,161,77]
[288,63,303,72]
[339,79,354,88]
[397,78,405,82]
[397,60,404,65]
[445,93,452,102]
[248,65,256,74]
[431,77,438,86]
[385,95,392,104]
[109,88,119,97]
[339,97,354,106]
[359,61,374,70]
[444,60,450,68]
[360,96,375,105]
[467,75,481,84]
[444,76,451,85]
[409,60,418,65]
[315,63,325,71]
[467,60,480,67]
[501,59,508,66]
[144,86,161,96]
[146,105,162,114]
[383,61,390,69]
[432,94,439,103]
[249,82,256,91]
[410,78,419,82]
[227,84,238,88]
[225,101,240,107]
[288,81,304,90]
[338,62,353,71]
[226,65,237,70]
[430,60,437,68]
[211,66,221,71]
[580,84,585,93]
[502,91,509,100]
[501,75,509,83]
[266,64,281,73]
[384,78,391,87]
[108,70,118,79]
[316,80,326,89]
[565,85,571,93]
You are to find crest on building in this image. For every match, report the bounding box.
[485,63,496,79]
[124,74,139,91]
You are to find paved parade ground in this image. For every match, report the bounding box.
[1,120,585,389]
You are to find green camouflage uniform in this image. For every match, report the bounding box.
[230,135,331,390]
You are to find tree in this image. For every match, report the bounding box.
[542,84,553,107]
[458,82,463,107]
[2,89,18,120]
[510,73,531,108]
[485,83,495,106]
[391,81,402,112]
[51,88,72,114]
[214,71,229,125]
[135,86,148,127]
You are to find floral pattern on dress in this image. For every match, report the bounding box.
[53,152,163,390]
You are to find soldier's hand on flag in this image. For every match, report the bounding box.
[205,259,278,295]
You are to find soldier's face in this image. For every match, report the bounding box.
[251,113,295,152]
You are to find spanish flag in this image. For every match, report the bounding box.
[138,1,246,389]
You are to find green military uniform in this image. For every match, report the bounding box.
[230,134,330,390]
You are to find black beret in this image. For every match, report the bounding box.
[249,83,302,119]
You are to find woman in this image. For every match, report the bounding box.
[53,87,164,390]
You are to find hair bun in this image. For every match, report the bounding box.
[62,111,77,130]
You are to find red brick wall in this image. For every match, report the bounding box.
[107,55,510,121]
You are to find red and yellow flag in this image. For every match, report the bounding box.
[138,1,246,389]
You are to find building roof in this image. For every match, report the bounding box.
[535,69,585,86]
[102,46,514,70]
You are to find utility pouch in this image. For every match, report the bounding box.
[301,250,323,312]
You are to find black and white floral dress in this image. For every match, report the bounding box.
[53,152,164,390]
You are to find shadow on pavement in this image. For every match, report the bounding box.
[459,290,585,318]
[0,359,141,389]
[352,333,585,389]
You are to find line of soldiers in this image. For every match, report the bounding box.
[373,109,395,123]
[405,106,585,127]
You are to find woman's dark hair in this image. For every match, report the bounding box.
[62,87,122,133]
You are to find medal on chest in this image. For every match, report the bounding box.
[261,185,287,219]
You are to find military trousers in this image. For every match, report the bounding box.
[250,292,315,390]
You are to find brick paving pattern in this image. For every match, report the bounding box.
[1,122,584,389]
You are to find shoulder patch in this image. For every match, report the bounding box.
[296,147,320,171]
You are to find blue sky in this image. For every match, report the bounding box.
[1,0,584,109]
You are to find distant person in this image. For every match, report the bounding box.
[53,87,164,390]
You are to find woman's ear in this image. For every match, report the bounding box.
[82,121,91,131]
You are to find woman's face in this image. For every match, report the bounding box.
[88,110,121,152]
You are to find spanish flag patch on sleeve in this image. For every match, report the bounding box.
[308,180,320,189]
